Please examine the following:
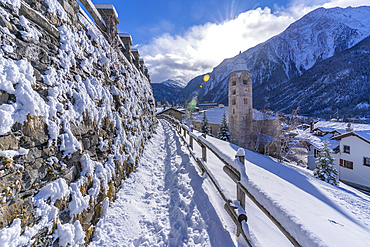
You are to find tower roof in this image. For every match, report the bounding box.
[231,53,248,73]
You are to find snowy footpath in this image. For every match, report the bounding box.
[89,120,236,246]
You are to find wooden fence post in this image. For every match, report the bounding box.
[236,148,246,210]
[201,133,207,162]
[236,148,245,166]
[190,127,193,150]
[237,184,246,210]
[202,144,207,162]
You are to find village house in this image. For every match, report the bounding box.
[156,107,185,122]
[301,121,370,191]
[331,131,370,191]
[305,125,341,170]
[197,102,219,111]
[191,107,227,136]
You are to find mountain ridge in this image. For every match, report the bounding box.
[174,5,370,117]
[151,79,186,103]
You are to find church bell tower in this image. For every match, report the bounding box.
[228,54,253,147]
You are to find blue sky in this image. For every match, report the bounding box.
[96,0,289,45]
[90,0,368,84]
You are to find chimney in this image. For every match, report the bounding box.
[310,121,315,133]
[346,122,353,132]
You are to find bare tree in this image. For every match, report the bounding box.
[280,106,301,162]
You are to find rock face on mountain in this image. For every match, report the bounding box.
[151,79,186,103]
[179,6,370,117]
[0,0,155,245]
[269,35,370,117]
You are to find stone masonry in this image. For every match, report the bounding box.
[0,0,155,245]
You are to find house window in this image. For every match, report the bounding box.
[343,145,350,154]
[232,99,236,105]
[314,149,318,158]
[232,90,236,95]
[364,157,370,167]
[243,80,248,85]
[232,81,236,86]
[243,98,247,105]
[210,127,213,134]
[340,159,353,169]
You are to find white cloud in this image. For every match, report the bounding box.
[140,0,368,84]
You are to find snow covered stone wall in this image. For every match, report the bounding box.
[0,0,155,245]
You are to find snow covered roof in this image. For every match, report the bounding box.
[192,107,275,125]
[313,121,370,134]
[156,107,185,116]
[331,131,370,145]
[252,109,275,121]
[198,102,218,106]
[302,131,339,150]
[295,121,370,150]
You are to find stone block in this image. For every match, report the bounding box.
[19,136,35,149]
[26,148,43,161]
[82,137,90,150]
[19,3,60,39]
[22,120,49,147]
[0,134,19,151]
[89,134,99,147]
[0,14,14,32]
[0,90,9,105]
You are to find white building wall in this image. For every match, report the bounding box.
[307,146,317,170]
[334,136,370,190]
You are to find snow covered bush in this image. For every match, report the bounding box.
[313,141,339,185]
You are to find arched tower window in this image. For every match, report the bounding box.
[232,90,236,95]
[233,108,236,114]
[232,81,236,86]
[243,108,248,115]
[243,98,247,105]
[243,80,248,85]
[232,98,236,105]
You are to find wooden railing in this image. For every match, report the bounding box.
[158,115,301,247]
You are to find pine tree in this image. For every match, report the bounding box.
[200,111,209,134]
[218,111,230,141]
[313,140,339,185]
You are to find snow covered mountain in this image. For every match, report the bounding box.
[179,6,370,117]
[152,79,186,103]
[161,79,187,88]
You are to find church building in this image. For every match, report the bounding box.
[228,54,253,147]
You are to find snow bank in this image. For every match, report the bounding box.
[191,130,370,246]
